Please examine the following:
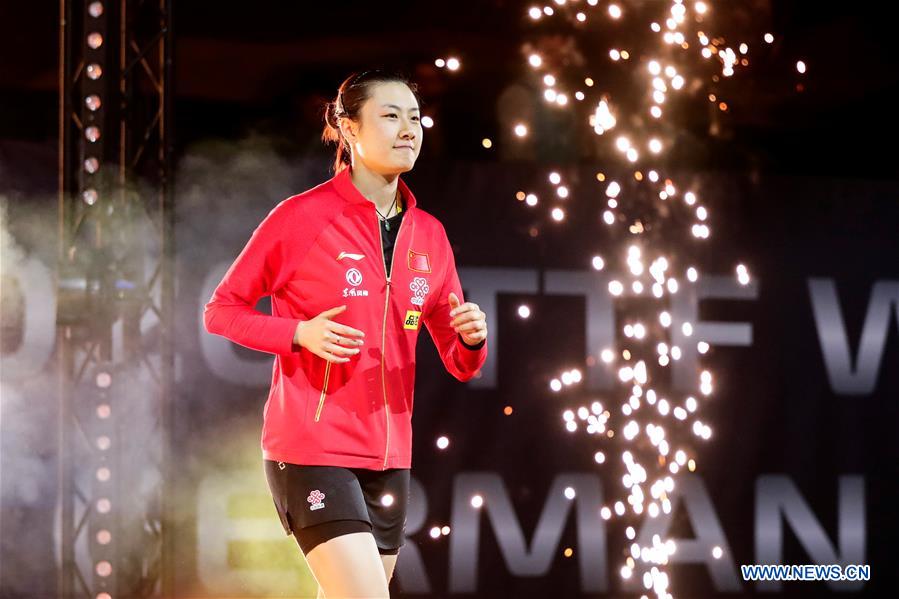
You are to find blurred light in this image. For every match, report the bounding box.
[381,493,395,507]
[84,157,99,174]
[435,58,446,68]
[764,33,774,44]
[796,60,806,74]
[421,116,434,128]
[514,123,528,137]
[95,561,112,577]
[85,126,101,142]
[529,53,542,67]
[96,497,111,513]
[86,63,103,80]
[446,57,461,71]
[471,495,484,508]
[543,74,556,86]
[608,4,622,19]
[85,95,102,111]
[87,33,103,49]
[82,189,99,206]
[551,207,565,221]
[88,1,103,17]
[518,304,531,318]
[482,138,492,149]
[437,436,450,449]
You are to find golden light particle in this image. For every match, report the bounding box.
[516,191,526,201]
[504,406,513,415]
[564,547,574,557]
[596,172,606,181]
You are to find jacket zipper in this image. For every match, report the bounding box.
[314,361,332,422]
[377,204,405,470]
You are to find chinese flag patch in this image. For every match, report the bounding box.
[408,250,431,273]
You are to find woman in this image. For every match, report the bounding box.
[203,70,489,598]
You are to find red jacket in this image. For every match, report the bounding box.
[203,166,488,470]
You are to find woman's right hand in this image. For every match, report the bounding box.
[293,305,365,363]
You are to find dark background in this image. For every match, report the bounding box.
[1,1,898,597]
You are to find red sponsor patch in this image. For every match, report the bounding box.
[408,250,431,273]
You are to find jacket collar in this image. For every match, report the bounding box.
[332,165,418,211]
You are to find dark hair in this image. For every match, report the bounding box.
[322,69,422,174]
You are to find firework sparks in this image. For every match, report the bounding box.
[514,2,765,596]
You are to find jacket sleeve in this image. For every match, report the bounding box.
[422,226,488,382]
[203,200,301,356]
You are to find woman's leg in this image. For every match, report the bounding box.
[302,531,390,598]
[380,553,398,585]
[313,551,397,598]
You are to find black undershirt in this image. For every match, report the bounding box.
[380,209,405,279]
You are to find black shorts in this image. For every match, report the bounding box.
[263,459,410,556]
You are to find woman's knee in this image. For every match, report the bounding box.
[303,531,389,598]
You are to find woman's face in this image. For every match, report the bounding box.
[342,81,422,176]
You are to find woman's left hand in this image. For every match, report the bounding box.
[448,292,487,346]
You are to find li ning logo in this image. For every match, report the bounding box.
[307,489,326,511]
